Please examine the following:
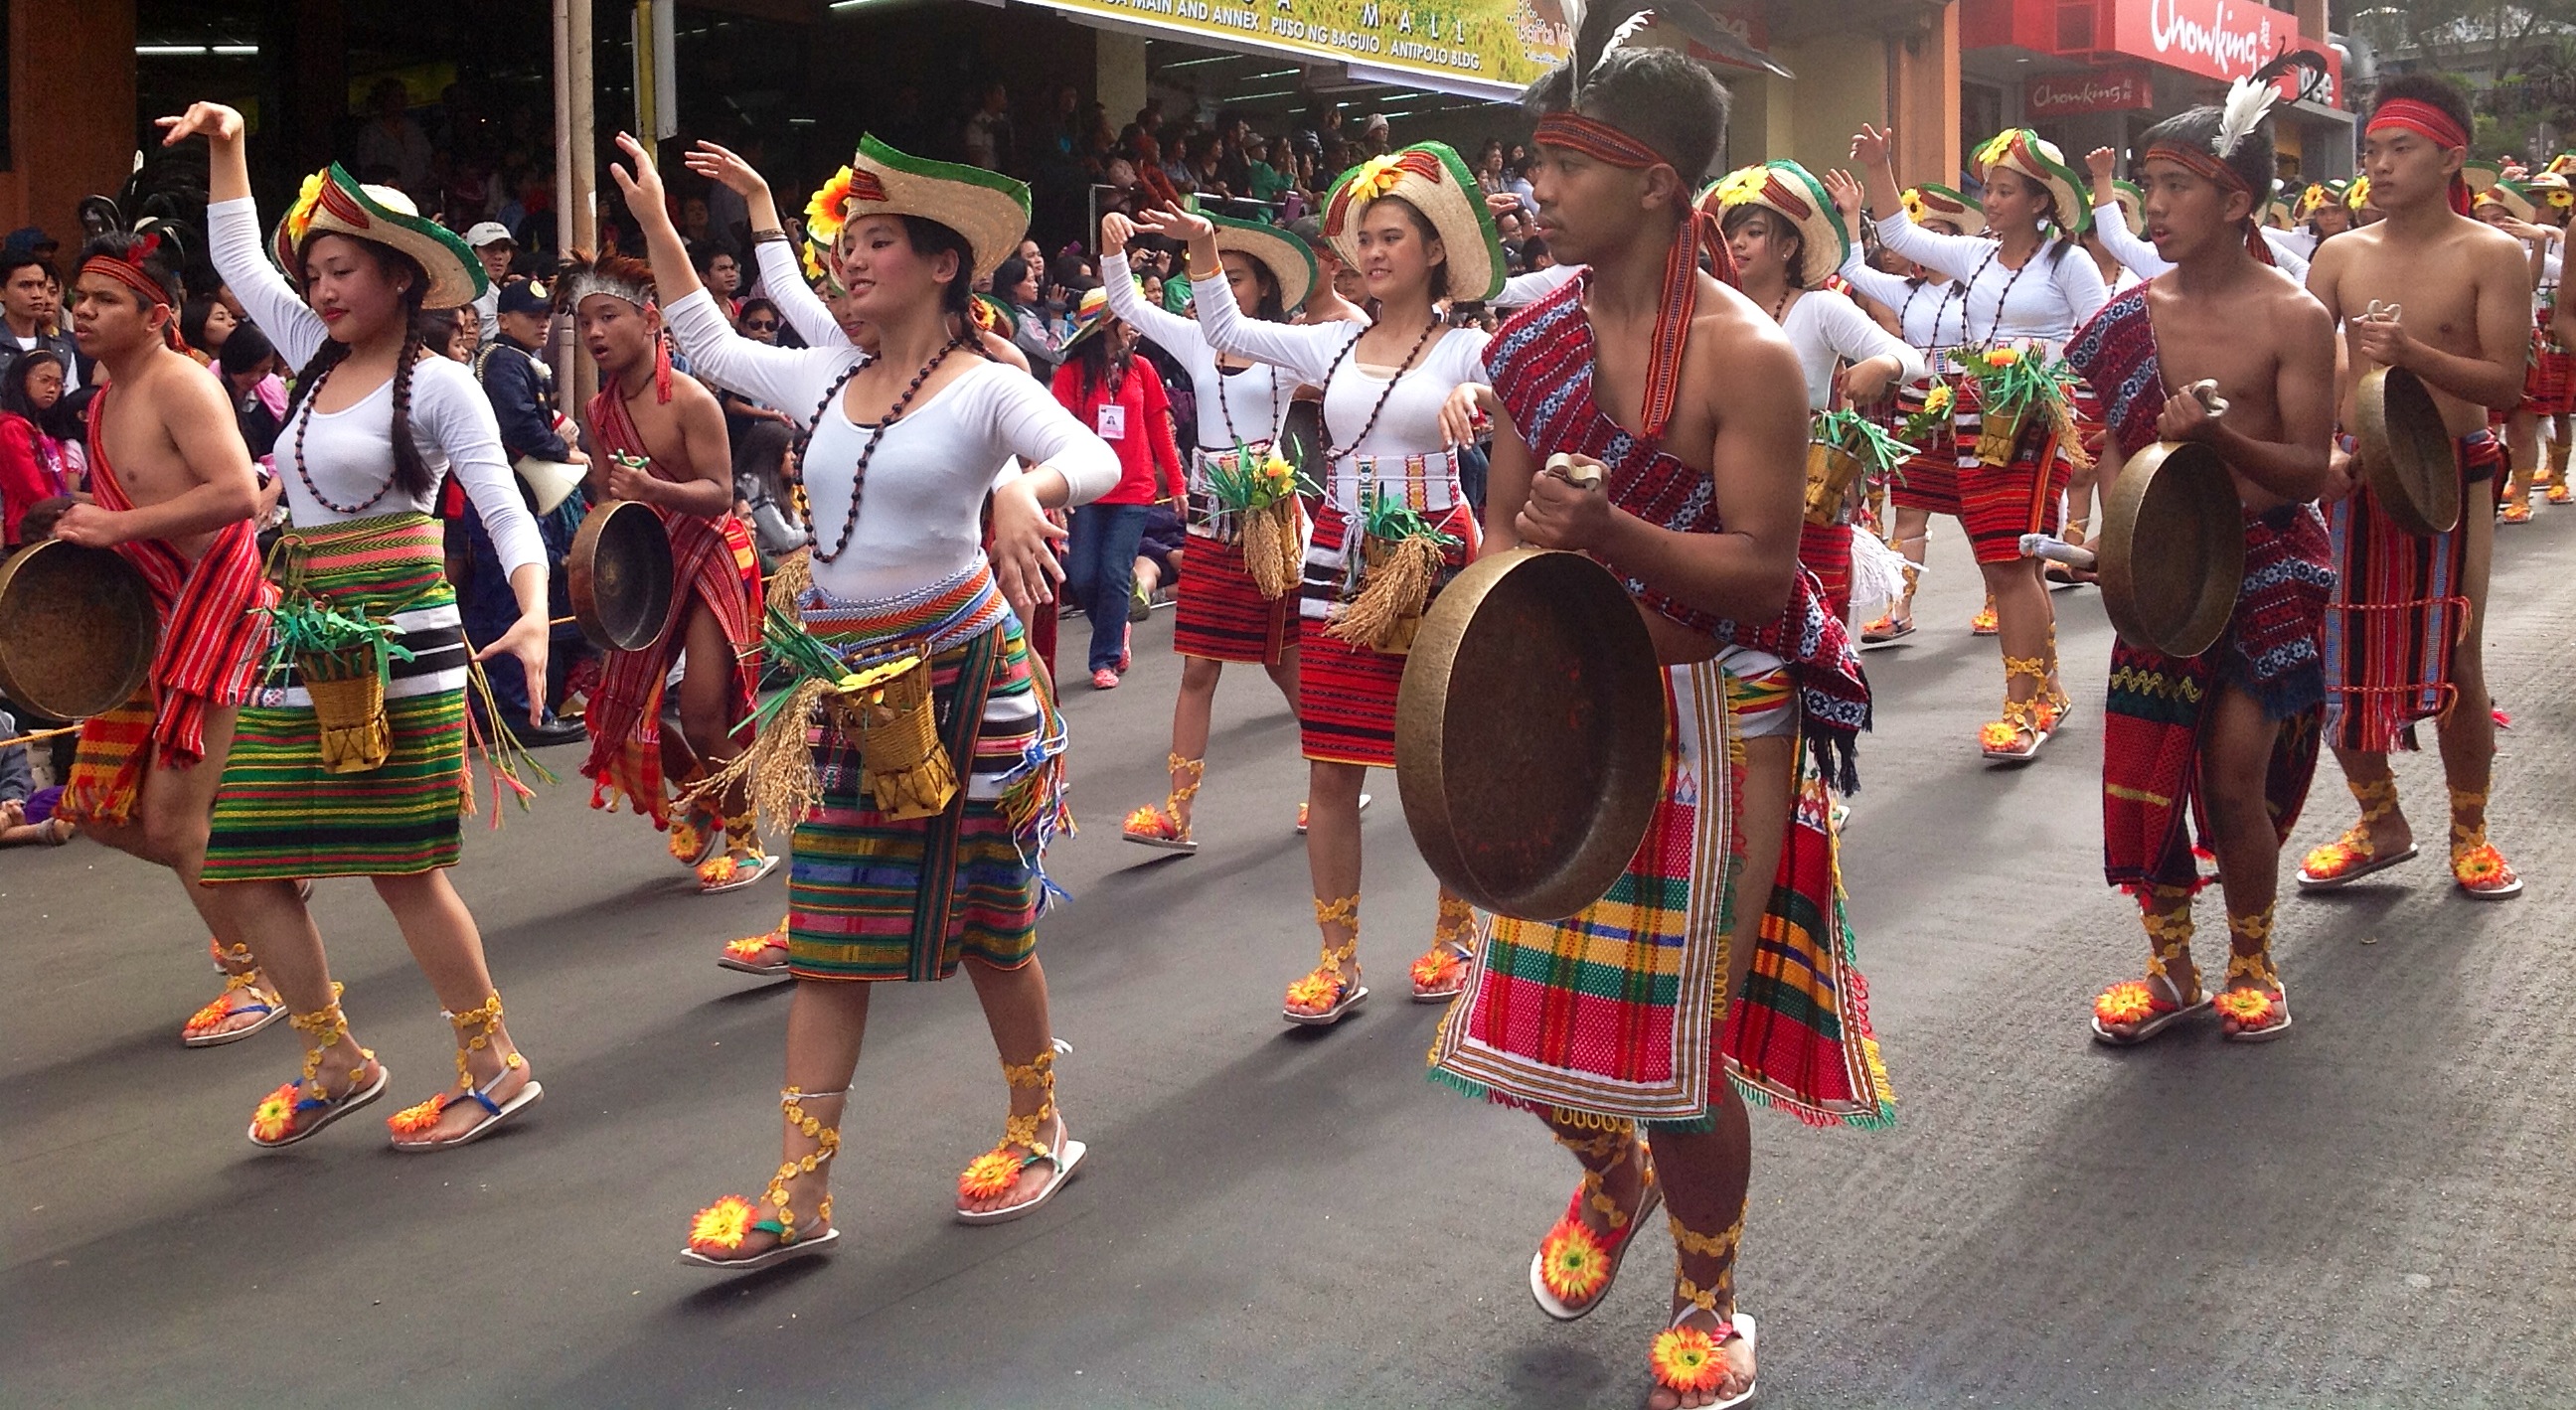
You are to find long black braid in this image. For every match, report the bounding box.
[280,236,436,499]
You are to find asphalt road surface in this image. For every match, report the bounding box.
[8,510,2573,1409]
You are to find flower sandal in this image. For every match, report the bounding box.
[1284,897,1367,1026]
[1651,1310,1758,1409]
[1123,754,1204,854]
[2296,778,2417,889]
[1410,894,1481,1003]
[2449,788,2522,900]
[684,1087,844,1271]
[1530,1136,1661,1321]
[719,917,792,977]
[667,807,724,870]
[386,993,543,1151]
[184,941,287,1048]
[2092,904,2205,1045]
[2214,935,2292,1043]
[956,1041,1086,1226]
[1858,612,1914,644]
[247,986,389,1148]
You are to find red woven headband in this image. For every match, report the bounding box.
[1530,110,1739,443]
[80,242,189,352]
[2140,142,2275,265]
[2366,99,2474,216]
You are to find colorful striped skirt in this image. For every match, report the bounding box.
[787,590,1066,983]
[203,514,471,882]
[2323,432,2492,754]
[1954,378,2075,564]
[1173,530,1293,666]
[1430,660,1893,1130]
[1800,520,1854,625]
[1297,498,1478,768]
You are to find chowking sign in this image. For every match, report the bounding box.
[2113,0,2343,108]
[2025,67,2151,117]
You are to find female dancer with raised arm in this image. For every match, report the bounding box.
[1823,170,1984,640]
[163,101,553,1152]
[1850,122,2108,762]
[681,140,1031,981]
[1092,207,1317,852]
[610,133,1119,1266]
[1707,160,1926,624]
[1137,141,1504,1018]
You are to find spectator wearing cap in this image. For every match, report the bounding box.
[455,277,587,745]
[0,249,77,392]
[464,222,518,344]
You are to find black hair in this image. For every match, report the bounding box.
[181,295,227,353]
[1359,194,1451,300]
[1209,248,1287,321]
[72,231,181,310]
[1523,46,1730,189]
[2138,106,2275,228]
[2369,71,2474,140]
[1718,201,1807,289]
[218,322,276,380]
[731,416,794,497]
[992,255,1035,300]
[0,347,65,420]
[419,307,466,356]
[1072,312,1133,402]
[897,216,979,325]
[738,296,783,332]
[280,232,437,499]
[0,249,53,291]
[689,241,736,277]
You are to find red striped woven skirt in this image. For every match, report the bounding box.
[1298,500,1475,768]
[1800,521,1853,624]
[1888,381,1961,515]
[1173,530,1293,666]
[1955,378,2075,564]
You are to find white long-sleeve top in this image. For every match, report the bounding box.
[1836,257,1973,358]
[1496,263,1582,309]
[1870,208,2107,354]
[2088,201,2310,283]
[210,196,545,576]
[662,288,1117,603]
[1780,287,1927,410]
[1195,278,1487,515]
[753,237,849,349]
[1101,250,1291,451]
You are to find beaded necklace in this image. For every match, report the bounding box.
[289,361,399,516]
[1320,317,1443,463]
[805,336,971,564]
[1967,238,2038,347]
[1213,359,1284,451]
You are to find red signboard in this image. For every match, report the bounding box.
[2026,66,2153,117]
[2109,0,2343,108]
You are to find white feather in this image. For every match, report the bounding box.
[1848,527,1915,622]
[1602,8,1656,57]
[2214,76,2277,159]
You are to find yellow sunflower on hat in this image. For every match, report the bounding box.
[805,165,857,247]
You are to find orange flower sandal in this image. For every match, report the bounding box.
[956,1041,1085,1226]
[386,994,543,1152]
[1530,1161,1663,1322]
[1650,1310,1757,1409]
[684,1087,843,1272]
[719,918,792,977]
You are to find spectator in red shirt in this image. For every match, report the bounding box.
[1051,286,1181,689]
[0,347,81,547]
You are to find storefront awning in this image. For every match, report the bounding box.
[1019,0,1559,104]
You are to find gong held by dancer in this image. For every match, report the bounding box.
[2295,73,2531,902]
[167,99,554,1153]
[26,228,278,1050]
[608,131,1120,1265]
[2061,65,2340,1046]
[1094,206,1320,857]
[1135,145,1505,1019]
[1417,30,1888,1409]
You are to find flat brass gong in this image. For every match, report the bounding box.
[2098,439,2246,659]
[2353,366,2460,537]
[567,499,676,653]
[0,540,159,719]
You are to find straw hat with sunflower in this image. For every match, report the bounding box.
[803,135,1031,281]
[1703,160,1852,289]
[1321,141,1505,302]
[1973,128,2092,236]
[273,164,486,310]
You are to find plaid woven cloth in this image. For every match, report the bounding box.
[1430,662,1894,1129]
[577,385,764,826]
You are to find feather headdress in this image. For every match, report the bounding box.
[2213,76,2278,160]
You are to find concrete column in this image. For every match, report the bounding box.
[1098,32,1148,131]
[0,0,138,237]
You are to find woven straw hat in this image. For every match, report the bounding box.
[2109,180,2147,237]
[1974,128,2092,235]
[1208,209,1318,313]
[808,136,1032,282]
[1322,141,1505,302]
[272,164,485,310]
[1703,160,1850,290]
[1904,183,1983,235]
